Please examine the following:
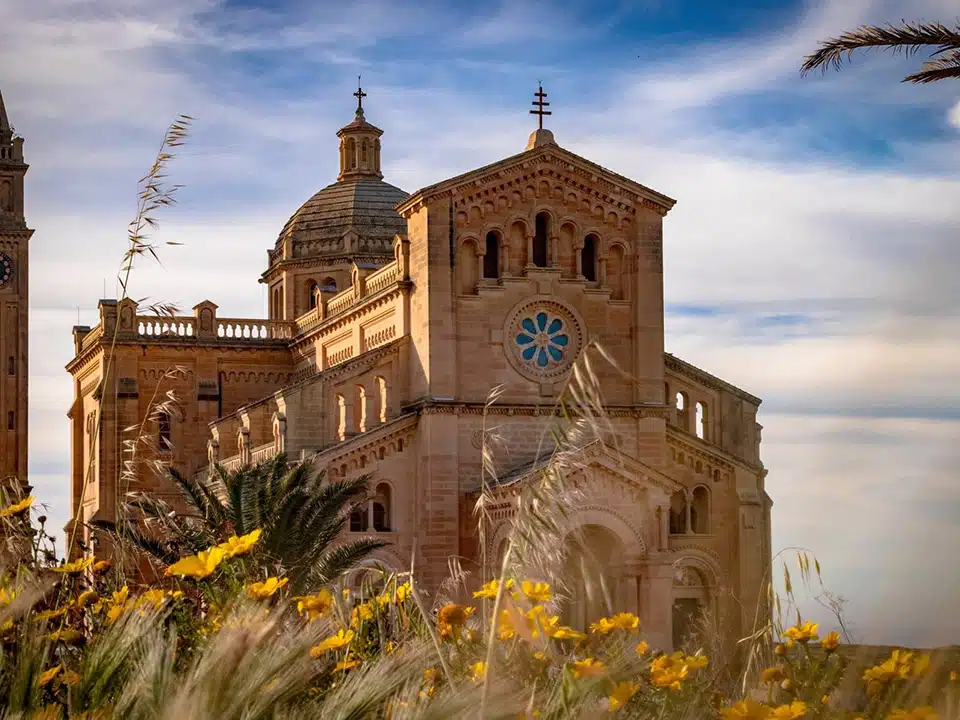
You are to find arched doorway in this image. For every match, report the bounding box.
[562,524,624,630]
[671,564,709,651]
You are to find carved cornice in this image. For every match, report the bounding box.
[312,413,419,472]
[290,285,406,351]
[409,400,671,419]
[666,429,762,475]
[665,353,761,406]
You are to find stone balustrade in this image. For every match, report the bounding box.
[217,318,295,340]
[364,260,398,296]
[137,317,197,338]
[250,442,277,465]
[326,288,357,317]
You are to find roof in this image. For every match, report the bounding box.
[275,177,409,254]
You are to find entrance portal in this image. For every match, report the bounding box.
[562,524,623,630]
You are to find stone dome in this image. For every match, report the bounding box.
[275,177,409,259]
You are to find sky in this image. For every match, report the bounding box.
[2,0,959,647]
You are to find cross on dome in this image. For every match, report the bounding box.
[525,82,556,150]
[353,76,367,115]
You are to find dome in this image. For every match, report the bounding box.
[275,177,409,258]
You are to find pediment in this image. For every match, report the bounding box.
[397,143,676,219]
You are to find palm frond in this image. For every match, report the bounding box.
[801,21,960,82]
[92,519,182,565]
[905,48,960,83]
[306,539,390,589]
[167,466,228,529]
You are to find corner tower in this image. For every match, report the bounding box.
[0,89,32,487]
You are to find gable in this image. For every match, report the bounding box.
[396,143,676,220]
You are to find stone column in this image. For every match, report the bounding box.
[684,489,693,534]
[642,561,675,652]
[549,234,559,266]
[574,240,583,278]
[526,231,534,267]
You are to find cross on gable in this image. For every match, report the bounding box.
[353,76,367,112]
[530,83,552,129]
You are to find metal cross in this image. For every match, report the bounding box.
[530,82,551,129]
[354,76,367,112]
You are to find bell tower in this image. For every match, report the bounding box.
[336,78,384,181]
[0,88,32,488]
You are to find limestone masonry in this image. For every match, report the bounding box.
[64,87,772,651]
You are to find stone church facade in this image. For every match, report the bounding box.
[66,89,772,652]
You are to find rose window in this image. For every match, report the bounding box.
[515,311,569,368]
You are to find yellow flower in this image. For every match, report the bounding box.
[497,609,517,640]
[165,547,226,579]
[820,631,840,651]
[38,665,62,687]
[721,700,773,719]
[294,589,334,621]
[635,641,649,655]
[110,586,130,606]
[571,658,605,679]
[550,625,586,640]
[137,589,170,610]
[75,590,99,608]
[863,649,926,690]
[471,661,487,683]
[247,577,288,600]
[310,628,354,656]
[783,621,819,645]
[437,603,475,628]
[760,667,787,684]
[0,495,34,518]
[393,582,411,604]
[334,655,361,672]
[686,653,709,670]
[216,528,262,559]
[423,667,441,683]
[608,681,639,711]
[771,701,807,719]
[887,709,938,720]
[473,578,513,599]
[47,628,85,645]
[774,643,787,656]
[350,602,373,628]
[33,607,68,622]
[52,556,94,575]
[590,612,640,634]
[521,581,552,604]
[0,586,17,606]
[91,560,111,574]
[107,600,135,625]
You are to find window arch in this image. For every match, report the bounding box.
[676,391,690,431]
[321,277,337,293]
[669,490,687,535]
[458,238,479,294]
[695,401,708,441]
[349,501,368,532]
[373,482,392,532]
[158,411,172,450]
[361,140,368,163]
[533,212,549,267]
[308,280,319,310]
[483,231,500,279]
[346,138,356,169]
[691,486,710,534]
[581,233,598,282]
[608,243,626,300]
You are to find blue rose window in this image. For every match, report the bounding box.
[515,311,569,368]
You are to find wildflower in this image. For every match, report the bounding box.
[91,560,111,574]
[52,556,94,575]
[47,628,85,646]
[0,586,17,606]
[75,590,99,608]
[107,601,135,625]
[38,665,62,687]
[590,612,640,634]
[550,625,586,640]
[863,649,925,692]
[608,681,639,711]
[821,631,840,651]
[571,658,605,679]
[217,528,262,559]
[774,644,787,656]
[0,495,34,518]
[635,641,649,655]
[783,621,818,646]
[33,607,68,622]
[771,701,807,719]
[521,581,552,604]
[423,667,441,683]
[247,577,288,600]
[887,709,938,720]
[310,628,354,656]
[473,578,513,599]
[437,603,475,628]
[137,589,170,610]
[760,667,787,684]
[393,582,411,604]
[165,547,226,580]
[350,602,373,628]
[721,700,773,719]
[650,652,696,690]
[294,589,334,621]
[471,661,487,683]
[497,609,517,640]
[334,656,361,672]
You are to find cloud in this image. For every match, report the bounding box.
[949,100,960,130]
[6,0,960,646]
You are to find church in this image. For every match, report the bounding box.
[65,85,772,652]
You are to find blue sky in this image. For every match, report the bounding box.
[2,0,959,647]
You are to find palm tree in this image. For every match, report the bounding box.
[95,454,388,593]
[801,21,960,83]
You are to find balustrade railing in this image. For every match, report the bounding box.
[326,289,357,317]
[217,319,295,340]
[365,261,398,296]
[136,317,196,338]
[219,455,245,473]
[251,442,277,465]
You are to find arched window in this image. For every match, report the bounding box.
[346,138,356,169]
[6,356,13,376]
[458,239,479,295]
[355,386,367,433]
[336,394,347,441]
[361,140,368,163]
[308,281,318,310]
[349,503,368,532]
[669,490,687,535]
[581,234,597,281]
[608,243,626,299]
[373,483,391,531]
[676,391,690,431]
[158,412,172,450]
[691,487,710,534]
[321,277,337,293]
[533,213,549,267]
[376,376,387,424]
[483,231,500,279]
[695,401,708,441]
